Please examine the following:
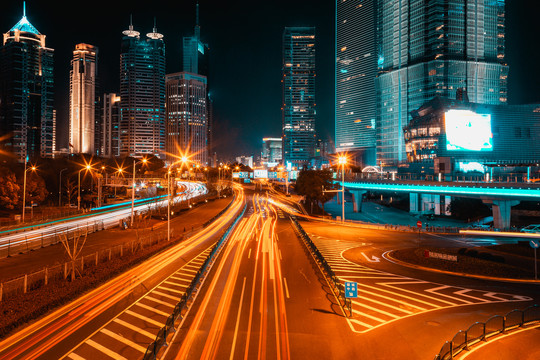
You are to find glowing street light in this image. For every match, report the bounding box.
[338,155,348,222]
[78,164,93,211]
[22,160,37,222]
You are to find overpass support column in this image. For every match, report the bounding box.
[350,190,366,212]
[410,193,420,214]
[482,199,520,230]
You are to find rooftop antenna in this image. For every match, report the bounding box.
[122,14,140,38]
[147,16,164,40]
[23,1,26,17]
[195,2,201,38]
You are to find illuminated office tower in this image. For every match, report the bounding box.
[0,4,55,161]
[69,43,98,154]
[119,20,165,158]
[166,72,208,166]
[101,93,121,158]
[376,0,507,165]
[282,27,316,168]
[336,0,377,166]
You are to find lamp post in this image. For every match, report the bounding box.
[131,158,148,227]
[338,155,347,222]
[59,168,67,207]
[167,166,172,242]
[115,167,124,199]
[22,161,37,222]
[78,164,92,211]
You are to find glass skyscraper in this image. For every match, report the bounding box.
[375,0,507,165]
[119,21,165,158]
[69,43,98,155]
[282,27,316,168]
[336,0,377,166]
[0,5,55,161]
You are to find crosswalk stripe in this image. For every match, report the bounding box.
[350,299,401,318]
[379,282,452,307]
[349,318,374,329]
[145,296,175,308]
[158,286,185,294]
[164,280,187,287]
[351,309,386,323]
[170,275,192,282]
[67,353,85,360]
[113,318,156,339]
[86,339,128,360]
[134,302,170,317]
[426,286,473,304]
[351,283,427,311]
[125,310,164,328]
[100,328,147,353]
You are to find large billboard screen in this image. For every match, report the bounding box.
[445,110,493,151]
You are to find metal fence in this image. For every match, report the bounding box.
[142,202,246,360]
[434,304,540,360]
[290,215,351,317]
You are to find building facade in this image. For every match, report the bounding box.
[282,27,316,168]
[101,93,121,158]
[69,43,98,155]
[261,137,282,167]
[335,0,377,166]
[166,72,208,166]
[119,21,165,158]
[0,6,55,161]
[376,0,507,166]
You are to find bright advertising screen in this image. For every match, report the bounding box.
[445,110,493,151]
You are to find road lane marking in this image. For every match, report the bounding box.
[145,296,175,308]
[163,280,187,287]
[152,290,181,301]
[230,277,247,360]
[67,353,85,360]
[351,308,386,323]
[134,302,170,317]
[125,310,163,328]
[157,286,185,294]
[170,275,192,282]
[283,277,290,299]
[350,300,401,319]
[454,289,491,302]
[100,328,146,353]
[349,318,374,329]
[425,286,473,304]
[86,339,128,360]
[112,318,155,339]
[248,248,251,259]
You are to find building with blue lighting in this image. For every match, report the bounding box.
[335,0,377,166]
[282,27,317,169]
[0,5,55,162]
[376,0,507,166]
[404,96,540,174]
[119,20,165,159]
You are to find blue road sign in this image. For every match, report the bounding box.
[530,239,540,249]
[345,282,358,298]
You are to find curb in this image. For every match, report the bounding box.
[383,250,540,284]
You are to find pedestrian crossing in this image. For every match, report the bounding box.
[308,234,533,334]
[64,247,214,360]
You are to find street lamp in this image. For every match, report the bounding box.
[114,167,124,199]
[338,155,348,222]
[78,164,92,211]
[131,157,148,227]
[167,166,172,242]
[22,161,37,222]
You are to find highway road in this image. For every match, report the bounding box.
[0,186,244,360]
[0,181,207,258]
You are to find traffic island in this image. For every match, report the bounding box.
[388,245,537,281]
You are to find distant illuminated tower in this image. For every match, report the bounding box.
[166,72,208,166]
[69,43,98,154]
[0,3,55,161]
[119,18,165,158]
[182,2,209,76]
[101,93,121,158]
[282,27,316,168]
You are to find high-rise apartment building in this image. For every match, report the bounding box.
[119,20,165,158]
[0,5,55,161]
[69,43,98,155]
[101,93,121,158]
[166,72,208,166]
[282,27,316,168]
[335,0,377,166]
[375,0,507,165]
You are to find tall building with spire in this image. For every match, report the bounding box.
[182,3,209,76]
[69,43,98,155]
[282,27,316,168]
[0,3,55,161]
[119,18,165,158]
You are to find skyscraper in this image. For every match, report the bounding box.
[101,93,121,158]
[335,0,377,166]
[282,27,316,168]
[166,72,208,166]
[375,0,507,165]
[0,4,55,161]
[119,20,165,158]
[69,43,98,155]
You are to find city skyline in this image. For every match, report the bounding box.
[0,1,539,160]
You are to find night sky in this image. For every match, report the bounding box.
[1,1,539,160]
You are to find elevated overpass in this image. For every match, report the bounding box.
[337,179,540,229]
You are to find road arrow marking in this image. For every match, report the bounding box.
[361,252,380,263]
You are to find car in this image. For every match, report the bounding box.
[520,224,540,233]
